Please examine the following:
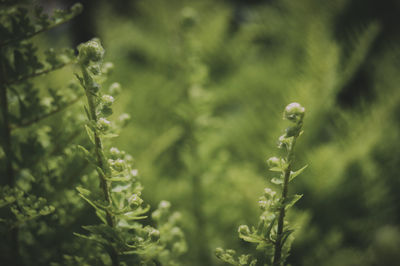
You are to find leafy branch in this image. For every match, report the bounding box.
[75,39,186,266]
[0,3,83,47]
[216,103,307,266]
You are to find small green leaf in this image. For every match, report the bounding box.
[77,145,90,158]
[280,229,294,247]
[239,234,263,244]
[289,164,308,182]
[95,209,107,224]
[102,133,119,139]
[95,166,106,179]
[76,145,95,164]
[83,105,91,120]
[271,177,283,185]
[76,186,91,196]
[269,167,282,172]
[112,184,131,193]
[84,124,95,144]
[284,194,303,210]
[262,216,276,240]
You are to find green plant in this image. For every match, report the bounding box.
[74,38,186,265]
[0,2,84,264]
[216,103,307,266]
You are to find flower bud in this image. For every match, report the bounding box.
[101,106,113,117]
[109,147,120,159]
[108,82,121,96]
[91,82,100,93]
[264,188,276,198]
[215,248,224,258]
[283,102,305,123]
[118,113,130,126]
[238,225,250,235]
[128,193,143,207]
[266,157,280,168]
[71,3,83,15]
[159,200,171,210]
[88,65,100,75]
[226,249,236,256]
[78,39,104,65]
[149,228,160,241]
[258,197,268,210]
[97,117,111,131]
[97,118,110,131]
[102,62,114,75]
[102,95,114,106]
[130,169,138,177]
[112,159,125,172]
[171,227,184,238]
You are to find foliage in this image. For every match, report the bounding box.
[0,2,85,265]
[74,38,186,265]
[216,103,306,266]
[2,0,400,265]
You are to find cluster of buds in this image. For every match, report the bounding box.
[77,38,105,66]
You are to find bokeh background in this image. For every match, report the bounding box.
[17,0,400,265]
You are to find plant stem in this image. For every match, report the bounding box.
[81,66,120,266]
[272,137,298,266]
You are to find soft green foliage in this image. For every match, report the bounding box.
[75,39,186,265]
[2,0,400,265]
[216,103,306,266]
[0,2,85,265]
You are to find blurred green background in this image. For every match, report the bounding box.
[32,0,400,265]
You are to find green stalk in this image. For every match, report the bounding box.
[272,137,298,266]
[81,66,120,266]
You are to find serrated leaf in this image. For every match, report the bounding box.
[289,164,308,182]
[284,194,303,210]
[84,124,95,144]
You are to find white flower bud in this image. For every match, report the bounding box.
[159,200,171,210]
[101,95,114,106]
[97,118,110,131]
[283,102,305,122]
[108,82,121,96]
